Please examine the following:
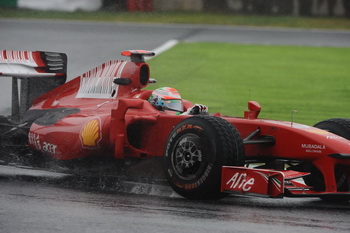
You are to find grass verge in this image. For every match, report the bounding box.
[148,42,350,125]
[0,8,350,30]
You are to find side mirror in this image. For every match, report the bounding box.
[244,101,261,119]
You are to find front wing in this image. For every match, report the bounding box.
[221,166,350,198]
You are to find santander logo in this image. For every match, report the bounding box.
[225,172,255,192]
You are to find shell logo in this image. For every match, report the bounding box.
[80,118,102,149]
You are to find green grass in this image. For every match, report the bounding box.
[148,43,350,125]
[1,8,350,30]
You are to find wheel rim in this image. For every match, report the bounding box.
[171,134,206,181]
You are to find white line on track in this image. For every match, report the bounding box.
[147,39,179,60]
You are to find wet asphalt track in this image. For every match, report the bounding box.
[1,178,349,233]
[0,19,350,233]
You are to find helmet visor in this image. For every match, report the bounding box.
[164,99,184,112]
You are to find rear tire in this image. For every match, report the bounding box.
[164,116,244,200]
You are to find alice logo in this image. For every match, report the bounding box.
[80,118,101,149]
[226,172,255,192]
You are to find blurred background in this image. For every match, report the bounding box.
[0,0,349,17]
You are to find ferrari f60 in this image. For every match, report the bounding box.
[0,50,349,201]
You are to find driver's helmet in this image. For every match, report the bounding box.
[148,87,184,112]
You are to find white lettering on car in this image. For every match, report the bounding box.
[42,142,57,154]
[29,133,57,154]
[226,172,255,192]
[301,144,326,150]
[29,132,41,150]
[301,144,326,153]
[326,135,342,140]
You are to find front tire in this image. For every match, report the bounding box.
[314,118,350,140]
[164,116,244,200]
[306,118,350,202]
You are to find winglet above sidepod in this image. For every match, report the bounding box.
[121,50,155,63]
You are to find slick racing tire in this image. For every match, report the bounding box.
[305,118,350,202]
[164,116,244,200]
[314,118,350,140]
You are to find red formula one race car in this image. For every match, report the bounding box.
[0,50,350,201]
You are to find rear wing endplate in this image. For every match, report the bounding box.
[0,51,67,122]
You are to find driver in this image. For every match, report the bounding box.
[148,87,208,115]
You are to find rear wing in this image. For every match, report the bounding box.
[0,51,67,122]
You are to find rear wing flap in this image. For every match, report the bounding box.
[0,50,67,78]
[0,51,67,122]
